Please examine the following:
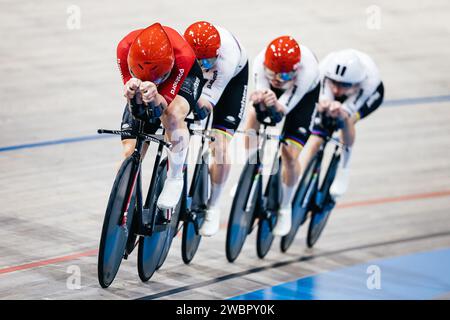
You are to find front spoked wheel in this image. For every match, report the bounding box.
[281,153,321,253]
[181,155,209,264]
[98,157,138,288]
[226,159,261,262]
[137,158,172,282]
[306,154,340,248]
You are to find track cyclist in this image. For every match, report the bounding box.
[244,36,321,236]
[183,21,249,236]
[300,49,384,199]
[116,22,205,211]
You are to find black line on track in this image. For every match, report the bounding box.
[136,230,450,300]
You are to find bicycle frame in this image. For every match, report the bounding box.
[308,136,344,211]
[244,124,285,231]
[98,119,170,238]
[180,114,213,234]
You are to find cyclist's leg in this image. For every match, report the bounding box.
[281,86,320,203]
[243,103,260,156]
[209,63,248,205]
[201,63,249,236]
[274,84,320,236]
[272,142,301,237]
[160,95,190,172]
[298,108,329,178]
[157,62,205,210]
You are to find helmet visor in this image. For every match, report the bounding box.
[198,57,218,69]
[326,77,356,89]
[153,71,171,85]
[264,67,296,82]
[129,69,171,86]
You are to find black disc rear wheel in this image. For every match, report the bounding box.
[181,155,209,264]
[281,153,320,253]
[226,159,261,262]
[306,154,340,248]
[256,211,277,259]
[137,158,172,282]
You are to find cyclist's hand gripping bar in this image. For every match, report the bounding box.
[254,103,283,126]
[315,108,345,139]
[193,104,211,121]
[130,96,164,124]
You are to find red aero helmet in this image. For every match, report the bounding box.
[184,21,221,59]
[264,36,301,73]
[127,23,175,83]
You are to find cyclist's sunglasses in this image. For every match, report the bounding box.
[198,57,218,69]
[129,69,171,86]
[264,67,296,82]
[326,77,356,89]
[153,71,171,85]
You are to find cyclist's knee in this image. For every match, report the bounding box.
[211,133,230,164]
[121,139,136,158]
[281,144,300,167]
[162,96,190,129]
[307,134,325,148]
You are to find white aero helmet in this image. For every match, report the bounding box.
[324,49,367,85]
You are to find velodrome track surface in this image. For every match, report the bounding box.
[0,0,449,299]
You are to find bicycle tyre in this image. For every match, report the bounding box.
[181,155,209,264]
[155,195,182,270]
[280,153,321,252]
[98,157,138,288]
[256,159,281,259]
[137,158,171,282]
[306,154,340,248]
[225,159,261,262]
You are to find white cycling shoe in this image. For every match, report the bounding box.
[157,177,184,210]
[200,206,221,237]
[272,205,292,237]
[330,166,350,199]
